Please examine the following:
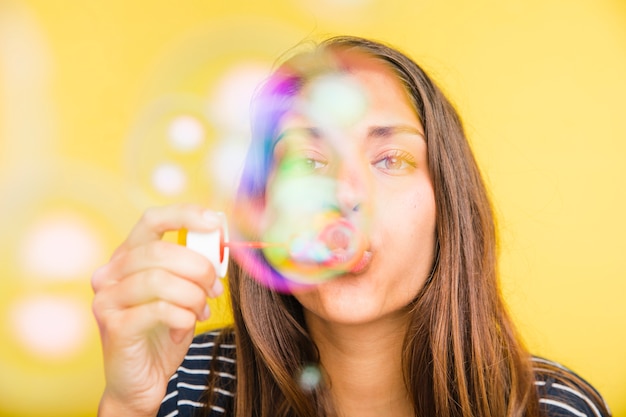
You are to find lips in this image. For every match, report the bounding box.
[348,250,372,274]
[318,219,372,274]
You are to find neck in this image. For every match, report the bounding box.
[305,311,414,417]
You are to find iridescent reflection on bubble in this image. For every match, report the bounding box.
[262,176,367,284]
[231,54,373,293]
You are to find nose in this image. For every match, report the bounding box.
[335,159,369,216]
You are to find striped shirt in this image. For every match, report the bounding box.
[157,330,610,417]
[157,330,236,417]
[532,356,610,417]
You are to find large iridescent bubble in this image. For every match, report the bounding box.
[228,59,374,292]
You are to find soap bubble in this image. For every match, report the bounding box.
[17,213,104,282]
[297,364,322,392]
[168,115,205,152]
[10,295,90,359]
[151,162,187,196]
[229,55,374,292]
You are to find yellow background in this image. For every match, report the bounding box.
[1,0,625,416]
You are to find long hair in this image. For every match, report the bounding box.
[203,35,542,417]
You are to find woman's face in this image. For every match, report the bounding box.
[264,55,437,326]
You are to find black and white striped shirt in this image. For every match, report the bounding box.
[157,330,610,417]
[157,330,236,417]
[532,356,610,417]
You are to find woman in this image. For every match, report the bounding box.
[92,36,610,417]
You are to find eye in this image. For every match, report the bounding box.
[298,157,327,172]
[278,152,328,176]
[372,150,416,173]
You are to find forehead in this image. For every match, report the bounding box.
[280,47,407,94]
[304,48,406,92]
[278,51,419,130]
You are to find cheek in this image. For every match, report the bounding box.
[378,189,437,271]
[381,187,436,236]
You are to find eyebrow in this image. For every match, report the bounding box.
[277,125,424,141]
[276,127,321,141]
[367,125,424,140]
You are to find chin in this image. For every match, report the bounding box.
[297,278,389,324]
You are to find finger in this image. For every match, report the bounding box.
[106,240,222,294]
[170,328,195,345]
[108,300,200,343]
[119,204,224,254]
[91,263,111,293]
[95,269,211,321]
[92,204,220,292]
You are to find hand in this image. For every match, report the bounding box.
[91,204,225,417]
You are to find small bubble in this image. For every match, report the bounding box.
[298,364,322,392]
[10,295,89,359]
[168,115,205,152]
[18,214,104,281]
[151,163,187,196]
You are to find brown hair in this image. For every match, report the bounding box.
[205,35,544,417]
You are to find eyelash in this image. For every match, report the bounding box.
[276,149,416,176]
[278,151,328,174]
[372,150,416,173]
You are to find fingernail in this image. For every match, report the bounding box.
[90,265,108,290]
[211,278,224,297]
[170,328,188,344]
[91,265,105,281]
[202,211,220,228]
[201,304,211,321]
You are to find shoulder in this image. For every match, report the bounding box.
[532,356,611,417]
[157,328,237,417]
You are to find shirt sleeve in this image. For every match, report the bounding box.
[156,329,237,417]
[533,357,611,417]
[156,372,180,417]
